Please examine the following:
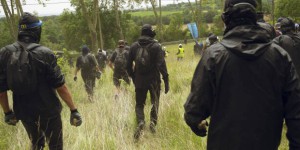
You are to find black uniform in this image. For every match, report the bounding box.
[274,32,300,75]
[76,53,98,96]
[127,35,169,125]
[110,48,130,86]
[96,51,107,71]
[0,42,65,150]
[184,25,300,149]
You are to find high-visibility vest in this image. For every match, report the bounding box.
[177,48,184,58]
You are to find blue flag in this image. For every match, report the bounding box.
[187,23,199,39]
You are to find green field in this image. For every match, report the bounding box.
[0,42,290,149]
[129,10,182,17]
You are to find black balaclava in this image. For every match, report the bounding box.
[81,45,90,55]
[18,12,42,43]
[141,24,156,38]
[222,0,258,34]
[278,17,295,34]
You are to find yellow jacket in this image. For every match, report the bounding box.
[177,48,184,58]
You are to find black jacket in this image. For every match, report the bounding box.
[76,53,98,78]
[127,36,168,89]
[184,25,300,150]
[274,32,300,76]
[0,41,64,121]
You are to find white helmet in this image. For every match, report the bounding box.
[179,44,182,47]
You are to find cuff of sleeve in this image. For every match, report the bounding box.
[71,109,78,113]
[4,110,13,115]
[52,76,65,89]
[0,87,9,93]
[190,125,203,136]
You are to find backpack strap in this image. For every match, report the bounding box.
[16,42,41,52]
[5,42,19,52]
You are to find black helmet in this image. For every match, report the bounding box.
[18,12,42,43]
[141,24,156,38]
[224,0,257,11]
[278,17,295,34]
[222,0,257,27]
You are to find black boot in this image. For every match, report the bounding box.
[150,122,156,133]
[134,121,145,141]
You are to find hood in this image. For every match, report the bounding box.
[138,35,156,47]
[221,25,272,60]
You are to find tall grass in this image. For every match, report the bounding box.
[0,42,290,149]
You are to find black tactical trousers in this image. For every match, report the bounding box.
[21,115,63,150]
[135,84,161,125]
[113,70,131,87]
[82,76,96,96]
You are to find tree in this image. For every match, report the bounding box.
[0,0,23,39]
[113,0,124,39]
[257,0,263,12]
[72,0,100,52]
[275,0,300,21]
[59,10,90,51]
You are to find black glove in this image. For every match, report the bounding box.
[70,109,82,127]
[73,76,77,81]
[197,120,209,137]
[164,77,169,94]
[4,111,18,126]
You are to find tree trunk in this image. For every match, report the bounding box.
[149,0,159,25]
[113,0,124,39]
[97,8,104,49]
[159,0,163,42]
[187,0,196,21]
[78,0,99,52]
[195,0,201,37]
[0,0,19,40]
[272,0,275,25]
[15,0,23,16]
[257,0,262,12]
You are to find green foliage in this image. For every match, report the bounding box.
[203,9,219,23]
[275,0,300,21]
[211,14,224,36]
[0,21,14,48]
[55,49,71,75]
[164,14,185,41]
[59,10,89,52]
[198,23,210,38]
[123,20,140,44]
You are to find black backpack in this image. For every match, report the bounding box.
[96,52,106,64]
[5,42,41,95]
[114,48,127,71]
[135,43,153,74]
[80,54,94,70]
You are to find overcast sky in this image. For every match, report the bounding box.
[0,0,190,17]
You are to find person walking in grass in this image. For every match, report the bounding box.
[0,12,82,150]
[109,40,131,99]
[176,44,184,61]
[127,24,169,140]
[96,48,108,72]
[74,45,101,102]
[184,0,300,149]
[274,17,300,75]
